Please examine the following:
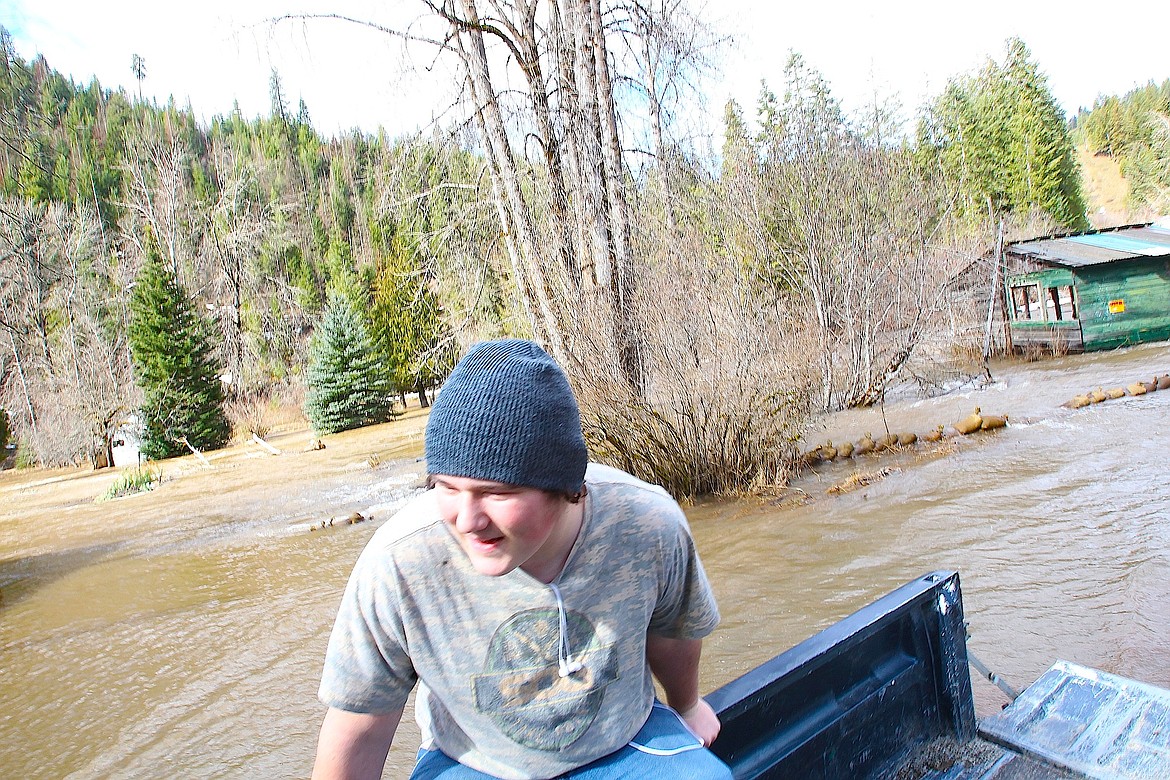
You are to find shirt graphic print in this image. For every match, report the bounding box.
[473,607,619,750]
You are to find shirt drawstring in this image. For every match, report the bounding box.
[548,583,583,677]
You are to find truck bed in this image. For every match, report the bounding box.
[706,572,1170,780]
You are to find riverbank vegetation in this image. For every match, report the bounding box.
[96,464,161,501]
[1,12,1167,496]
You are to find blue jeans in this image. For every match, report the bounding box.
[410,702,733,779]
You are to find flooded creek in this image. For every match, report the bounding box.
[2,343,1169,778]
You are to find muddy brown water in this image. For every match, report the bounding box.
[3,343,1169,778]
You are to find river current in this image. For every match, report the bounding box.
[2,342,1168,778]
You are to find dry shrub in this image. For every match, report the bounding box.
[827,467,897,495]
[895,230,1003,399]
[225,382,308,441]
[903,330,990,398]
[1019,342,1047,363]
[947,338,986,368]
[570,226,818,498]
[1049,328,1071,357]
[226,395,269,440]
[1,382,94,467]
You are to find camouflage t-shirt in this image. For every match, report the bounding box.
[318,463,720,779]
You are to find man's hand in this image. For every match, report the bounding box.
[676,697,721,747]
[645,634,721,746]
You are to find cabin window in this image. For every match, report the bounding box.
[1045,285,1078,321]
[1010,284,1042,320]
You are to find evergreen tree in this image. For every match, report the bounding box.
[999,39,1087,227]
[1077,78,1170,211]
[367,237,454,407]
[304,292,397,434]
[721,99,752,179]
[918,38,1088,229]
[128,241,231,459]
[1080,95,1125,156]
[130,53,146,101]
[269,68,289,125]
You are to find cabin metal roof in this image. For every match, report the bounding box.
[1007,223,1170,268]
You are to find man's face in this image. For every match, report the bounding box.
[432,474,571,580]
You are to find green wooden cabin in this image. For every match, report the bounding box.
[1003,223,1170,353]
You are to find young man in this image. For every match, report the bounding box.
[312,339,731,779]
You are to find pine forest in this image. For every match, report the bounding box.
[2,12,1168,496]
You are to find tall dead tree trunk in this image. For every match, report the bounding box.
[515,0,580,288]
[279,0,673,392]
[562,0,614,292]
[437,0,647,389]
[452,0,567,358]
[6,331,38,443]
[640,29,674,232]
[585,0,643,391]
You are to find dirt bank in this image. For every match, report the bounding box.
[0,407,431,563]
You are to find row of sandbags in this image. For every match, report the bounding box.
[1063,373,1170,408]
[801,406,1007,468]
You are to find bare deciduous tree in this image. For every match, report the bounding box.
[0,199,137,466]
[203,142,287,391]
[732,56,986,412]
[577,180,819,496]
[120,129,191,278]
[275,0,709,392]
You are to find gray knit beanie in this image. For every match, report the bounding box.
[425,339,588,493]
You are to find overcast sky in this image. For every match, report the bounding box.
[4,0,1169,141]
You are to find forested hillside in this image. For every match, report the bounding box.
[1075,78,1170,216]
[0,17,1146,494]
[1,29,506,467]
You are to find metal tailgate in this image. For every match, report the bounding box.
[979,661,1170,780]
